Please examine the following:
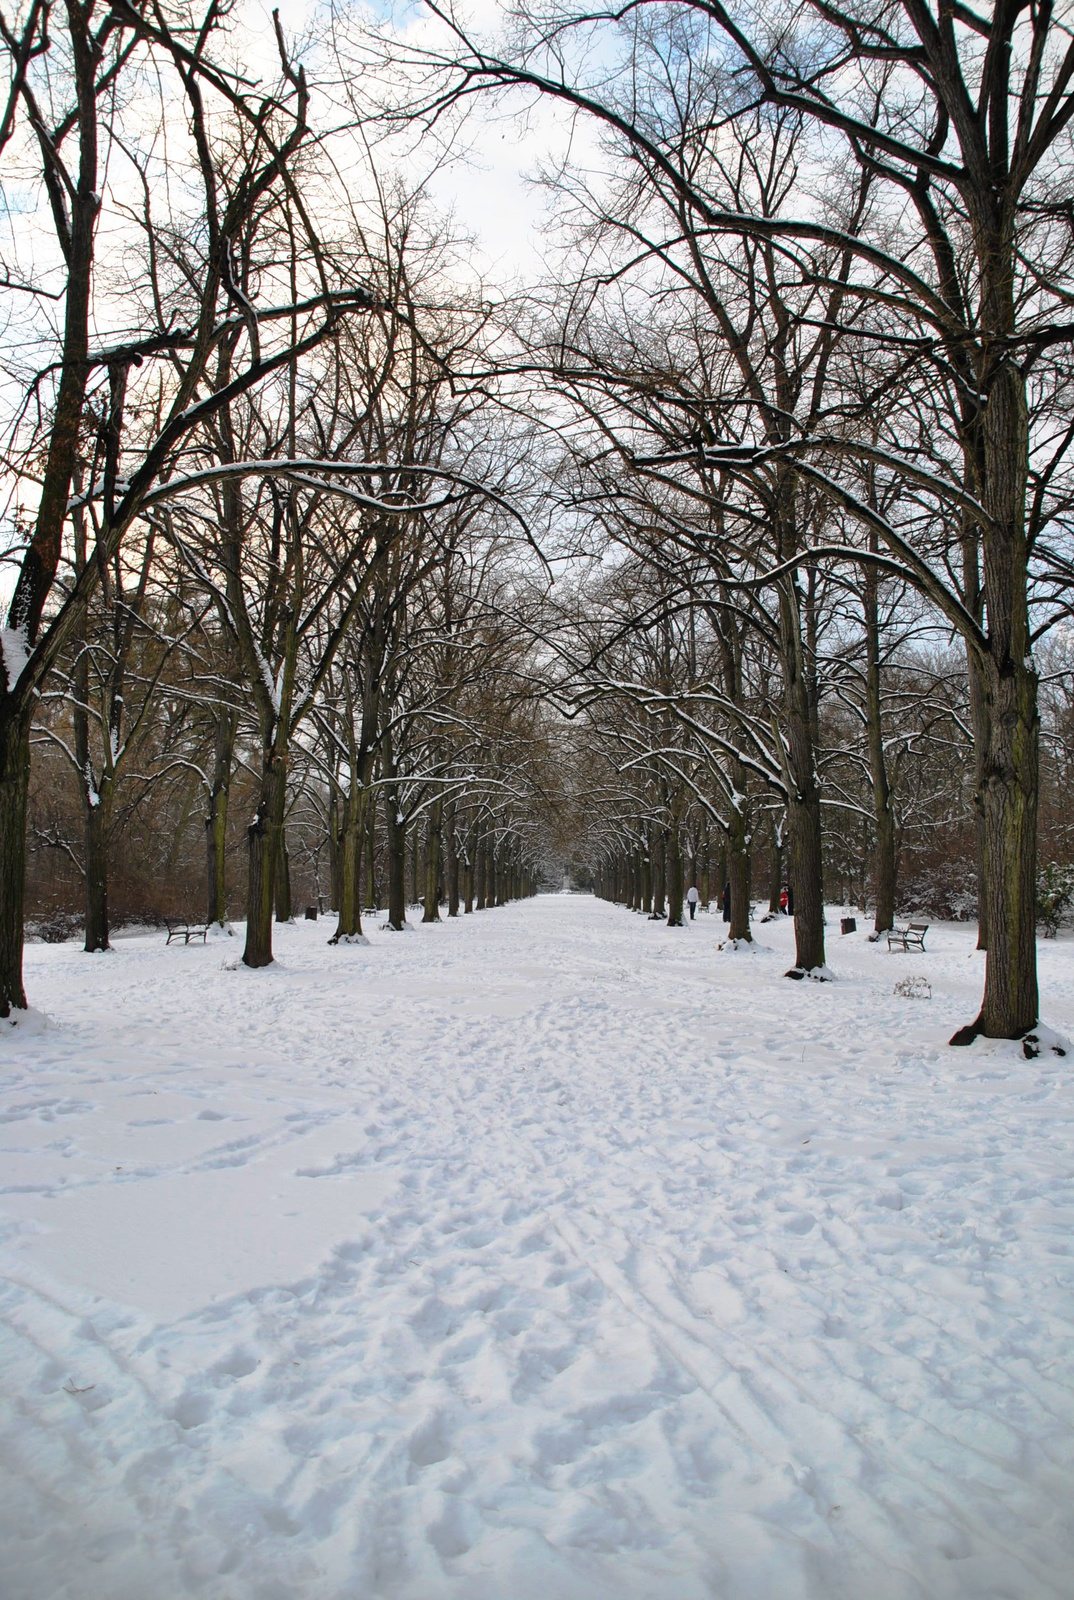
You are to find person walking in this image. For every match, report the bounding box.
[686,885,700,920]
[722,881,731,923]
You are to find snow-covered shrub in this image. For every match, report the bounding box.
[1035,863,1074,938]
[897,858,978,921]
[893,975,931,1000]
[26,911,82,944]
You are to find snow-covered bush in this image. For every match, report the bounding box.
[893,975,931,1000]
[1035,863,1074,938]
[26,912,82,945]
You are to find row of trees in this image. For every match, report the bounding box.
[5,0,1074,1042]
[361,0,1074,1038]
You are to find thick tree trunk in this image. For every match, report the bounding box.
[972,352,1038,1036]
[0,706,31,1014]
[728,807,752,942]
[779,603,825,971]
[83,784,111,953]
[385,789,407,931]
[475,836,488,909]
[243,746,287,968]
[977,660,1038,1035]
[941,235,1038,1039]
[666,819,684,927]
[786,782,825,972]
[651,830,666,918]
[331,787,364,941]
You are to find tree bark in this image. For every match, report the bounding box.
[475,835,488,909]
[728,805,753,942]
[331,786,365,941]
[778,574,825,970]
[666,815,684,927]
[83,785,111,953]
[651,829,666,918]
[0,704,32,1014]
[385,787,407,931]
[971,346,1039,1037]
[243,745,287,968]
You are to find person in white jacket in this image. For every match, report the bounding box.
[686,885,700,920]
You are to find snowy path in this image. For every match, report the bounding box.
[2,896,1073,1600]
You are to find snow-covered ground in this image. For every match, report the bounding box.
[2,895,1073,1600]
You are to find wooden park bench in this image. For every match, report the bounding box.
[887,922,928,953]
[164,919,209,945]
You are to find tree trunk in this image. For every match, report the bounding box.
[331,786,364,941]
[786,779,825,971]
[666,818,684,927]
[386,788,407,931]
[475,835,488,909]
[243,745,287,968]
[0,705,32,1014]
[651,830,666,918]
[779,607,825,970]
[972,349,1038,1037]
[84,783,111,953]
[728,804,752,942]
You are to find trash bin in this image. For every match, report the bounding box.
[841,916,856,934]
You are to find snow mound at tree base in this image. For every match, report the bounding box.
[1022,1023,1069,1058]
[0,1004,52,1034]
[785,965,834,981]
[717,937,771,954]
[329,932,370,946]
